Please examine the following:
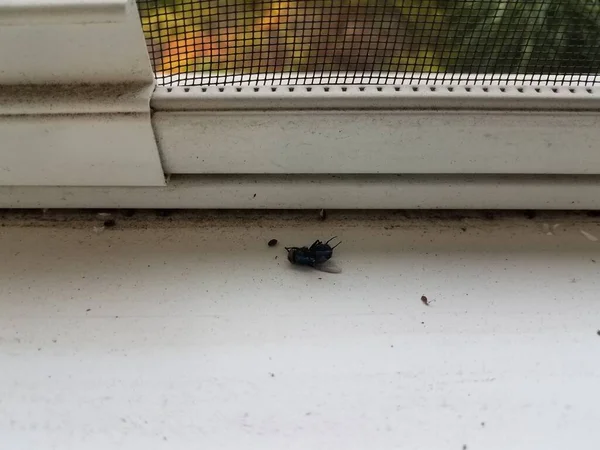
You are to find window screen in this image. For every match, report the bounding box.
[137,0,600,86]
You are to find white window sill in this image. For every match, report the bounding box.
[1,212,599,449]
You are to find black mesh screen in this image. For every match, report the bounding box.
[137,0,600,86]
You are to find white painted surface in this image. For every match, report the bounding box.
[0,113,165,186]
[1,214,599,449]
[0,0,150,84]
[0,0,126,25]
[0,84,152,115]
[2,175,600,209]
[0,0,165,187]
[153,85,600,111]
[155,111,600,174]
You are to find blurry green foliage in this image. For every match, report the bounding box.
[436,0,600,73]
[137,0,600,78]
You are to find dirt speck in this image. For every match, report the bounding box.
[460,227,467,232]
[86,308,91,312]
[268,239,278,247]
[269,372,275,378]
[253,193,257,198]
[421,295,429,306]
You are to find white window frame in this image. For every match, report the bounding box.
[1,0,600,209]
[0,0,164,187]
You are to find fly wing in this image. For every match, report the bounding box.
[314,260,342,274]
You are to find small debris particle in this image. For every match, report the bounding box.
[592,259,596,263]
[86,308,91,312]
[52,339,57,343]
[421,295,430,306]
[421,322,424,325]
[103,219,116,228]
[463,445,468,450]
[269,372,275,378]
[524,210,536,219]
[319,209,327,221]
[253,193,257,198]
[460,227,467,232]
[163,437,168,441]
[481,422,485,427]
[274,255,278,260]
[390,345,394,348]
[580,230,599,242]
[268,239,278,247]
[597,330,600,336]
[38,348,41,351]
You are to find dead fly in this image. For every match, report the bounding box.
[285,237,342,273]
